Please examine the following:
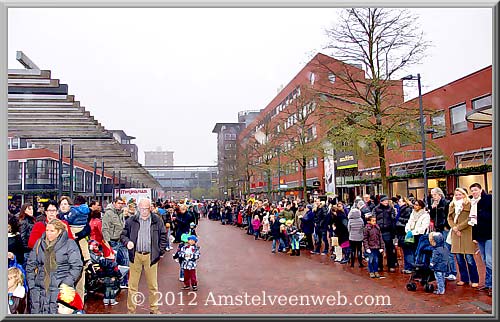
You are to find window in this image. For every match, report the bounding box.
[85,171,93,193]
[224,133,236,140]
[431,111,446,139]
[328,73,336,84]
[472,94,492,129]
[25,159,58,186]
[310,72,316,85]
[450,103,467,133]
[74,168,85,192]
[8,161,21,185]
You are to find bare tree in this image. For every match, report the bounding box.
[314,8,437,194]
[238,119,278,198]
[274,84,323,200]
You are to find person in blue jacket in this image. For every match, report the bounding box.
[300,205,315,250]
[429,232,450,295]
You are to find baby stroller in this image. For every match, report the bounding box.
[85,241,128,299]
[406,234,435,293]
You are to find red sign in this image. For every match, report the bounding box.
[251,183,256,188]
[258,182,264,187]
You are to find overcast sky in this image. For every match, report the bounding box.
[8,8,492,166]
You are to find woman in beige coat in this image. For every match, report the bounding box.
[447,187,479,287]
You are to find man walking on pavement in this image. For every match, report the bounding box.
[121,198,167,314]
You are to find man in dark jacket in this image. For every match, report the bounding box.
[121,198,167,314]
[312,200,329,255]
[470,183,492,296]
[270,215,284,253]
[174,204,194,242]
[300,205,315,250]
[373,196,397,272]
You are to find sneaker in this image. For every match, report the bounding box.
[181,285,190,290]
[433,290,444,295]
[110,300,119,306]
[402,270,413,274]
[103,299,110,305]
[369,273,376,278]
[179,277,184,282]
[374,272,381,278]
[192,285,198,291]
[120,284,128,289]
[389,268,396,273]
[321,252,327,256]
[445,274,456,281]
[310,251,319,254]
[272,250,276,253]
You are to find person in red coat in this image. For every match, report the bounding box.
[28,200,74,249]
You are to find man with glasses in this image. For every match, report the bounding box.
[121,198,167,314]
[102,197,129,288]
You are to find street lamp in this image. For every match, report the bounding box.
[401,73,428,203]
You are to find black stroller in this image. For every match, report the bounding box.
[406,234,435,293]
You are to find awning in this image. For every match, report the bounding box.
[466,105,492,124]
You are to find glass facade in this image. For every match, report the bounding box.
[75,168,85,192]
[25,159,59,189]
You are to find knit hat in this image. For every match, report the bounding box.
[187,235,198,242]
[380,196,389,202]
[57,284,84,312]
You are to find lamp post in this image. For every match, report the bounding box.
[401,73,428,202]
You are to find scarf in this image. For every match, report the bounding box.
[469,196,481,226]
[453,199,464,224]
[44,237,58,291]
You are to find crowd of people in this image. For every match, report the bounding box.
[206,182,492,296]
[6,182,492,314]
[7,196,202,314]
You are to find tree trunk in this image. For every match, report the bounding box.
[302,157,307,201]
[376,141,389,195]
[267,169,272,199]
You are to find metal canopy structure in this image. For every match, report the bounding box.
[465,104,493,125]
[8,56,162,191]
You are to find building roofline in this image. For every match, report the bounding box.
[212,122,244,133]
[405,65,492,103]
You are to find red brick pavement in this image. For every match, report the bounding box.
[85,218,493,315]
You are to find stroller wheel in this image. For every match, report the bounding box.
[406,283,417,292]
[424,284,435,293]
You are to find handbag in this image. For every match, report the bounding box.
[404,231,415,244]
[331,236,339,246]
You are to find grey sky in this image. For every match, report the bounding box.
[8,8,492,166]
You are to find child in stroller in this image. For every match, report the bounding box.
[87,240,129,305]
[406,234,435,292]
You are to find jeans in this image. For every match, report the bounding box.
[379,232,396,270]
[104,277,118,300]
[110,241,129,285]
[402,241,417,271]
[434,271,445,293]
[290,236,299,250]
[440,230,457,276]
[367,249,380,273]
[254,230,259,240]
[477,240,492,288]
[179,266,184,279]
[455,253,479,284]
[272,238,285,252]
[166,229,171,249]
[314,231,329,254]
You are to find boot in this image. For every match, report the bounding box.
[296,249,300,256]
[290,249,296,256]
